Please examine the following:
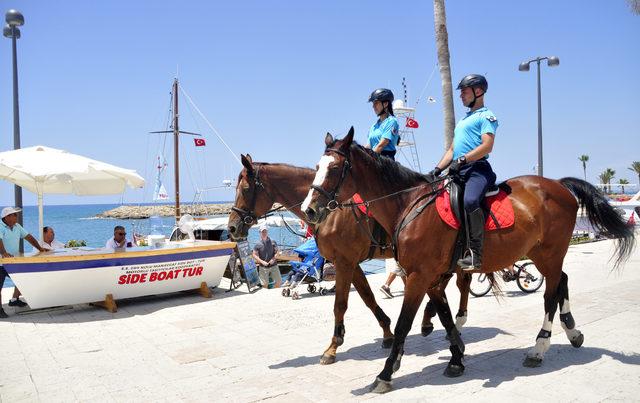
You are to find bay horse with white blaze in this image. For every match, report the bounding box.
[302,128,635,393]
[226,154,474,365]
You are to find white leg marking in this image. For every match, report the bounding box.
[527,313,552,360]
[559,299,582,341]
[301,155,334,212]
[455,313,467,331]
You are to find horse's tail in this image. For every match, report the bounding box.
[559,177,636,268]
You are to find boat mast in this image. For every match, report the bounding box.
[173,78,180,223]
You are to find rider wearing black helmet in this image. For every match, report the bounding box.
[427,74,498,270]
[367,88,400,160]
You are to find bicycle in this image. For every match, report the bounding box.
[469,261,544,297]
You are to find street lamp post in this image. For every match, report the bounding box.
[4,9,25,250]
[519,56,559,177]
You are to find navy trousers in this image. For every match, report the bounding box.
[459,159,497,213]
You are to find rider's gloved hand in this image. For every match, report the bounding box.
[425,166,442,182]
[448,156,467,175]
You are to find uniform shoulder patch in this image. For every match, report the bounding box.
[486,116,497,122]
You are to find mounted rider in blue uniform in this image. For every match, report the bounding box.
[366,88,400,160]
[427,74,498,271]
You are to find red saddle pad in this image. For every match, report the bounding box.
[352,193,373,217]
[435,189,514,230]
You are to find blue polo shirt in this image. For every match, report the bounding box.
[452,107,498,160]
[368,116,400,152]
[0,221,29,256]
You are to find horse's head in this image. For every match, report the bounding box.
[227,154,274,239]
[302,127,356,224]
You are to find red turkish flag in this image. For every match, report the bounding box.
[406,117,419,128]
[194,138,206,147]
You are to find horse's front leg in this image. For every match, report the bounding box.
[351,263,394,347]
[371,272,428,394]
[320,259,354,365]
[421,274,453,337]
[428,288,466,377]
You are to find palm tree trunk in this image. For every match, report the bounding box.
[433,0,456,150]
[583,166,586,181]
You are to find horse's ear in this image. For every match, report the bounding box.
[343,126,355,147]
[241,154,254,174]
[324,132,334,147]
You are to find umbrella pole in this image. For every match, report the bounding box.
[38,192,44,240]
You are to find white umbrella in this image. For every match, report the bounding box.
[0,145,145,238]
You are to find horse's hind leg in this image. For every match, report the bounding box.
[524,261,563,367]
[371,274,428,394]
[558,272,584,348]
[320,259,354,365]
[351,264,394,347]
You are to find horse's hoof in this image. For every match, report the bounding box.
[523,356,542,368]
[320,354,336,365]
[335,336,344,347]
[570,333,584,348]
[370,377,392,394]
[382,337,394,349]
[421,324,434,337]
[443,363,465,378]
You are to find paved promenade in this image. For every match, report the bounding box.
[1,238,639,402]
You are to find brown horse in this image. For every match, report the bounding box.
[226,155,473,365]
[302,128,635,393]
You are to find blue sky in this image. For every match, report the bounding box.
[0,0,639,206]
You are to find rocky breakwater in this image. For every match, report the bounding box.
[96,204,235,219]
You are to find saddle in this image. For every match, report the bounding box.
[436,181,514,231]
[435,180,514,276]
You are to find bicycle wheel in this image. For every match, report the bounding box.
[469,273,492,297]
[516,262,544,293]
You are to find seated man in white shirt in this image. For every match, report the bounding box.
[39,226,65,251]
[105,225,134,249]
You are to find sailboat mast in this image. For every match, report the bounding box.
[173,78,180,222]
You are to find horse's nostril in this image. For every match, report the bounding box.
[305,207,316,221]
[229,225,237,234]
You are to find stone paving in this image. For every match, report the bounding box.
[1,238,639,402]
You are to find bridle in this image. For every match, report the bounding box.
[231,165,282,227]
[232,164,304,230]
[310,147,351,211]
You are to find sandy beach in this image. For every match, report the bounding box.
[1,237,639,402]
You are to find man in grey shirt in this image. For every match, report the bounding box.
[252,225,281,288]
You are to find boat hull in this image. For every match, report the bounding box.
[2,241,235,309]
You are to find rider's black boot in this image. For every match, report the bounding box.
[458,208,485,271]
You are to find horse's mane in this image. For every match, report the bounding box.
[345,141,428,187]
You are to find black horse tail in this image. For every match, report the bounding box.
[559,177,636,268]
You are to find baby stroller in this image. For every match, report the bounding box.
[281,238,331,299]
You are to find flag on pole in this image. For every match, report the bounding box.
[194,138,206,147]
[406,117,419,128]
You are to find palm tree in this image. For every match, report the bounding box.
[619,178,629,194]
[604,168,616,193]
[578,155,589,181]
[598,171,612,194]
[433,0,456,150]
[629,161,640,187]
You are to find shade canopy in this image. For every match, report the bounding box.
[0,146,144,195]
[0,145,145,240]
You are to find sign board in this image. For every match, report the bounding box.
[233,240,261,292]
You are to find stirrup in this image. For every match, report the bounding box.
[458,249,480,271]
